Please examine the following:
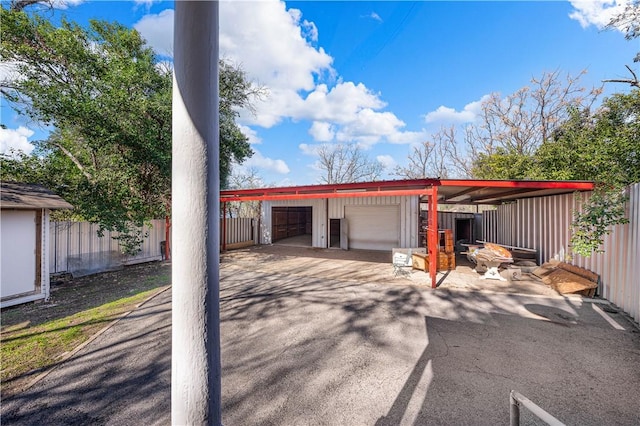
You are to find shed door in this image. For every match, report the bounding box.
[344,205,399,251]
[1,210,37,297]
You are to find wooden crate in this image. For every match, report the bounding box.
[412,252,456,272]
[412,252,429,271]
[439,230,454,253]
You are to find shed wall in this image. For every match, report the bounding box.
[1,209,37,298]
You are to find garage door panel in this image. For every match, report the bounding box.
[345,205,399,251]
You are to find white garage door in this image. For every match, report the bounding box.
[344,205,399,251]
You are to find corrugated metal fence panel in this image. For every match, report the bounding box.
[50,220,165,273]
[482,210,497,243]
[222,217,254,245]
[513,194,574,264]
[483,203,516,246]
[125,219,165,265]
[482,184,640,323]
[572,184,640,323]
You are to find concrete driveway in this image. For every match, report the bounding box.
[2,245,640,425]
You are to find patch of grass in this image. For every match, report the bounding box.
[0,261,171,396]
[1,288,161,389]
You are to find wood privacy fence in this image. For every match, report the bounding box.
[50,217,257,276]
[482,183,640,324]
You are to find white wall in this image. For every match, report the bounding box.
[1,210,37,298]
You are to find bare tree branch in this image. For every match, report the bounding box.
[603,65,640,88]
[54,142,93,182]
[10,0,54,11]
[316,144,384,184]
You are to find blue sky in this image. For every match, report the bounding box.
[1,0,639,186]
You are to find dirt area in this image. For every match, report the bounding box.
[222,245,561,297]
[1,246,560,330]
[1,261,172,331]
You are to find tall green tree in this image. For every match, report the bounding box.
[534,90,640,256]
[533,91,640,185]
[0,7,255,249]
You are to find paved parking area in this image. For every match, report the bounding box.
[220,247,640,425]
[2,245,639,425]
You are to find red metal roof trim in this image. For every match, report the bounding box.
[220,178,594,203]
[440,179,594,190]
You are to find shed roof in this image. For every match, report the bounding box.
[220,178,595,205]
[1,182,73,210]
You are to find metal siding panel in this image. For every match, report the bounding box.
[502,184,640,324]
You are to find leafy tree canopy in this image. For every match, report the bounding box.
[0,7,256,248]
[533,90,640,186]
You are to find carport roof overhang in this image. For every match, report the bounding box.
[220,178,595,204]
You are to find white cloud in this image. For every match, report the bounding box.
[387,130,429,145]
[134,0,162,7]
[0,126,35,157]
[134,1,419,148]
[299,143,319,156]
[0,61,24,86]
[568,0,629,29]
[336,109,405,145]
[50,0,84,9]
[376,154,396,169]
[309,121,335,142]
[243,150,290,174]
[133,9,174,56]
[424,95,490,124]
[219,1,333,91]
[288,82,386,122]
[369,12,383,23]
[239,125,262,145]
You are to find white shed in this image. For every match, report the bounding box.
[1,182,73,308]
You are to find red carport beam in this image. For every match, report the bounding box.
[221,188,434,202]
[428,186,438,288]
[441,179,594,190]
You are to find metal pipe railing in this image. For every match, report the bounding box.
[510,390,565,426]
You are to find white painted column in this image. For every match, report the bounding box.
[171,1,221,424]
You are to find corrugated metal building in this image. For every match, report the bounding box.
[222,178,595,288]
[262,196,420,250]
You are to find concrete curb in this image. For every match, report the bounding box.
[18,285,172,394]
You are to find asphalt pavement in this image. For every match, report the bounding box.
[2,252,640,425]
